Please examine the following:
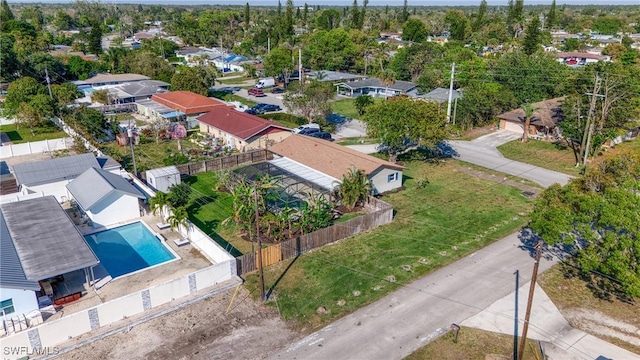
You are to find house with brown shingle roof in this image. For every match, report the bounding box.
[269,134,405,195]
[196,107,292,152]
[150,91,227,120]
[497,98,565,137]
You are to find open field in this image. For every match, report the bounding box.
[243,159,534,330]
[539,265,640,355]
[0,122,67,143]
[497,139,582,177]
[406,327,539,360]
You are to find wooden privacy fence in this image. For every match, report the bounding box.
[236,197,394,276]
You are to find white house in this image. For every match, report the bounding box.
[66,167,145,228]
[146,165,181,193]
[11,153,102,203]
[0,196,99,324]
[269,134,406,195]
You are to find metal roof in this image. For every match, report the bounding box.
[117,80,170,98]
[336,78,417,92]
[136,99,176,114]
[0,211,40,291]
[0,196,99,285]
[12,153,100,186]
[268,156,338,191]
[420,87,462,104]
[307,71,367,83]
[66,167,144,210]
[146,165,180,178]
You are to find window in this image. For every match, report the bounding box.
[387,172,399,183]
[0,299,15,316]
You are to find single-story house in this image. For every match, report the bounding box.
[111,80,170,103]
[73,73,150,89]
[0,196,99,322]
[269,134,406,195]
[66,167,145,228]
[150,91,228,122]
[497,98,565,136]
[336,77,417,98]
[555,52,610,66]
[196,107,292,152]
[11,153,101,203]
[418,87,462,104]
[307,70,367,83]
[146,165,181,193]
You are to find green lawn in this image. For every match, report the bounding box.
[330,98,382,120]
[218,93,258,108]
[497,139,582,177]
[0,122,67,143]
[243,159,533,329]
[217,76,253,84]
[335,137,378,146]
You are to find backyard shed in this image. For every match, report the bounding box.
[146,166,181,193]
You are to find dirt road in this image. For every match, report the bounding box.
[56,287,298,360]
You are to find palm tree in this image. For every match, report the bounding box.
[521,102,540,143]
[149,191,170,220]
[334,167,372,210]
[378,68,396,100]
[167,206,189,236]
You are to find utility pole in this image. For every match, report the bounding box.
[267,37,271,54]
[446,63,455,124]
[127,120,138,176]
[254,187,266,302]
[582,75,603,169]
[518,242,542,360]
[44,67,53,99]
[299,48,303,85]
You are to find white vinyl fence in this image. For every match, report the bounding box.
[0,261,238,360]
[0,138,73,159]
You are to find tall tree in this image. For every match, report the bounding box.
[87,24,103,55]
[400,0,409,23]
[4,77,44,115]
[521,102,540,143]
[545,0,557,29]
[358,0,368,29]
[303,3,309,27]
[282,80,334,122]
[244,2,250,30]
[171,66,208,96]
[0,34,18,82]
[349,0,360,29]
[402,18,428,43]
[522,16,542,55]
[364,96,447,162]
[0,0,14,23]
[444,10,470,42]
[473,0,487,31]
[378,68,396,100]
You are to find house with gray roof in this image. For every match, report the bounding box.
[417,87,462,104]
[112,80,170,103]
[66,167,145,228]
[0,196,99,321]
[336,77,417,98]
[11,153,101,203]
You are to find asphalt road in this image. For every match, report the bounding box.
[268,231,557,360]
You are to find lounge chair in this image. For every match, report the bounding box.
[156,222,171,230]
[173,238,190,247]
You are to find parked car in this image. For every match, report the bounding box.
[271,87,285,94]
[307,131,333,141]
[297,127,321,135]
[244,108,261,115]
[245,103,270,115]
[292,123,321,134]
[248,88,265,97]
[261,104,282,112]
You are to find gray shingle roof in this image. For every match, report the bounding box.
[12,153,100,187]
[338,78,417,92]
[421,87,462,104]
[66,167,144,210]
[118,80,169,98]
[0,196,99,286]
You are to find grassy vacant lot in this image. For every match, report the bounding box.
[100,139,180,173]
[331,97,382,120]
[539,265,640,355]
[407,327,539,360]
[497,139,582,177]
[244,159,533,329]
[0,122,67,143]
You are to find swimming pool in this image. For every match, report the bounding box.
[84,222,176,278]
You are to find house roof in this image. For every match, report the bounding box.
[96,155,122,171]
[146,165,180,178]
[269,134,405,180]
[12,153,100,187]
[66,167,144,210]
[337,77,417,92]
[196,107,291,141]
[0,196,99,288]
[81,73,150,85]
[117,80,169,98]
[151,91,227,115]
[555,52,608,60]
[497,98,565,129]
[420,87,462,104]
[307,70,367,83]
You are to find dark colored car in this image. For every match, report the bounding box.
[231,86,242,92]
[307,131,333,141]
[244,108,261,115]
[271,87,285,94]
[245,103,270,115]
[261,104,282,112]
[248,88,265,97]
[298,127,321,135]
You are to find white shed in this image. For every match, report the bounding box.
[146,166,181,193]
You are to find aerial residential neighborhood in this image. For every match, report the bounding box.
[0,0,639,359]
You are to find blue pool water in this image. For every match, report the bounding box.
[84,222,175,278]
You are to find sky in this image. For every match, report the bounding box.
[7,0,640,5]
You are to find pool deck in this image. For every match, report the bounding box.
[47,212,213,321]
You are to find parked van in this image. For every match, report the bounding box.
[292,123,321,134]
[256,77,276,89]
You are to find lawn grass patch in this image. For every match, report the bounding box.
[100,139,180,173]
[218,76,252,84]
[244,160,533,330]
[331,98,382,120]
[406,327,539,360]
[335,137,378,146]
[497,139,582,176]
[539,264,640,355]
[0,122,67,143]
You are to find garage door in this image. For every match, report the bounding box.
[501,119,523,133]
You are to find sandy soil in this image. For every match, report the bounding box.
[564,308,640,347]
[55,286,298,360]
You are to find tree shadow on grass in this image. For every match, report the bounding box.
[4,131,22,142]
